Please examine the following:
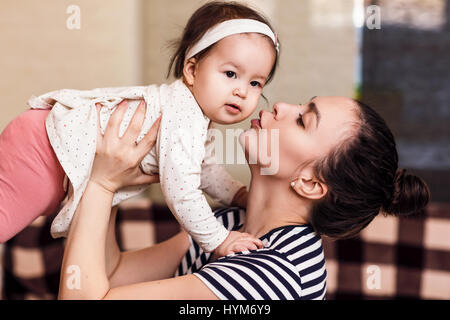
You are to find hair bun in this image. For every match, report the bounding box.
[382,169,430,217]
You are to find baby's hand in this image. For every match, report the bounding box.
[213,231,263,260]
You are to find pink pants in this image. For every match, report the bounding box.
[0,109,66,242]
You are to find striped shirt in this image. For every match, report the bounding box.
[175,207,327,300]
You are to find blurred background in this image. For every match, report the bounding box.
[0,0,449,300]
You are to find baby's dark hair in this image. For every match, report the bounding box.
[310,100,430,240]
[167,1,279,84]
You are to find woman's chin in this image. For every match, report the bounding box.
[239,128,257,149]
[238,130,265,167]
[239,129,280,175]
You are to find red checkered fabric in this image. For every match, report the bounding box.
[323,202,450,299]
[1,201,449,300]
[0,199,180,300]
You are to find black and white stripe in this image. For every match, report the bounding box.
[175,207,327,300]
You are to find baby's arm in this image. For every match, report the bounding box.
[159,122,257,254]
[158,122,230,252]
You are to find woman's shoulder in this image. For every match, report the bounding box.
[212,207,324,260]
[262,223,322,255]
[264,225,324,268]
[179,208,327,299]
[195,224,327,300]
[213,207,326,277]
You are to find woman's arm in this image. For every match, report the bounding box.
[60,177,214,299]
[104,205,193,288]
[103,212,216,299]
[61,181,210,299]
[108,224,192,287]
[59,181,115,299]
[59,100,217,300]
[105,206,121,279]
[58,100,159,299]
[104,207,216,299]
[104,273,216,300]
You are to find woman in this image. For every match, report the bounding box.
[58,96,429,300]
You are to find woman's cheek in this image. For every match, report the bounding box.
[274,132,309,177]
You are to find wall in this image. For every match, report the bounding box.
[0,0,357,201]
[361,0,450,201]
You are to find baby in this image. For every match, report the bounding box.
[0,2,279,254]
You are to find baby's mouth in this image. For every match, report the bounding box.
[225,103,241,114]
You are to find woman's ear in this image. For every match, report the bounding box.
[183,58,197,86]
[291,167,328,200]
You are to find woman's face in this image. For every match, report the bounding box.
[239,96,360,179]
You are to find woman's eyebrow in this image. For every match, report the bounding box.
[305,100,321,129]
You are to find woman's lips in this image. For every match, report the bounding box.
[250,119,262,129]
[225,104,241,115]
[250,110,264,129]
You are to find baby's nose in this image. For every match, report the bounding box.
[233,85,247,98]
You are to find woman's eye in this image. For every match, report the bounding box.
[250,81,261,87]
[297,113,305,128]
[225,71,236,78]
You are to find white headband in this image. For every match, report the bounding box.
[185,19,279,62]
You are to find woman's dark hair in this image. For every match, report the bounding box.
[310,100,430,240]
[167,1,279,84]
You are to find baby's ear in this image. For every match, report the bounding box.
[182,58,197,86]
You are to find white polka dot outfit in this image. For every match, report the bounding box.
[28,80,244,252]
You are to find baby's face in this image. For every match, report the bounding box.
[188,33,276,125]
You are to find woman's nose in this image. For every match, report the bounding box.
[273,104,279,116]
[272,102,292,119]
[272,103,283,118]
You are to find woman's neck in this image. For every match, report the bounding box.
[240,169,311,239]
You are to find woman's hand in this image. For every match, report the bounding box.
[90,99,161,194]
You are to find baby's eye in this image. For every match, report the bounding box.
[250,81,261,87]
[225,71,236,78]
[297,113,305,128]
